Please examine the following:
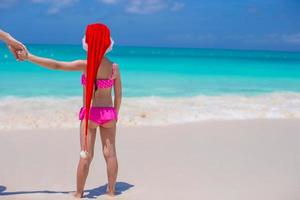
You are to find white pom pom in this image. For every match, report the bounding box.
[80,150,88,159]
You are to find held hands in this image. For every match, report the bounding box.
[16,49,29,60]
[5,35,27,61]
[2,32,27,61]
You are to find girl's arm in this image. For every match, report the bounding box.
[113,65,122,116]
[17,50,86,71]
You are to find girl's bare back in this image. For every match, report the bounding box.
[82,57,118,107]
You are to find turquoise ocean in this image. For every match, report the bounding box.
[1,44,300,129]
[1,45,300,97]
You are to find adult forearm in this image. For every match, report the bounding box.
[0,30,10,43]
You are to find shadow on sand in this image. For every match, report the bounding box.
[0,182,134,199]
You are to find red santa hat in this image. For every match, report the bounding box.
[80,23,111,159]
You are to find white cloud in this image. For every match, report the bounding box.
[170,2,185,12]
[0,0,185,14]
[126,0,184,14]
[167,33,217,43]
[282,33,300,44]
[126,0,166,14]
[0,0,16,8]
[31,0,79,14]
[265,33,300,45]
[98,0,118,4]
[223,33,300,46]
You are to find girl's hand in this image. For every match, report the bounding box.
[17,49,29,61]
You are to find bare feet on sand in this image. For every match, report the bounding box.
[107,187,116,197]
[70,191,84,199]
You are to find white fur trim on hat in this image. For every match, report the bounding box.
[82,35,114,54]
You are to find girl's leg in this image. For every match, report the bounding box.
[100,121,118,196]
[74,120,97,198]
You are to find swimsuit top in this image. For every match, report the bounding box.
[81,63,117,89]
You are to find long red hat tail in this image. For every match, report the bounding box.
[84,23,111,153]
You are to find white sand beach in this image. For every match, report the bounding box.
[2,94,300,130]
[0,119,299,200]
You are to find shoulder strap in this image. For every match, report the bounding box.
[110,63,118,79]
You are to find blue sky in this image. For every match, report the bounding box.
[0,0,300,51]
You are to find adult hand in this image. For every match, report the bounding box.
[16,49,29,61]
[6,35,27,60]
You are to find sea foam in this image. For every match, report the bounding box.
[0,93,300,130]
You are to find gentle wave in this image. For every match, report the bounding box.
[0,93,300,130]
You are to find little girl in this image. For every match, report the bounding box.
[17,23,122,198]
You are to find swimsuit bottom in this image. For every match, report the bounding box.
[79,107,118,125]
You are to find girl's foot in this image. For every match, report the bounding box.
[107,190,115,197]
[70,191,84,199]
[97,194,118,200]
[106,187,116,197]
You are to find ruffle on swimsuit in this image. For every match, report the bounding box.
[79,107,118,125]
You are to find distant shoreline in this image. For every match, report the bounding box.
[1,43,300,53]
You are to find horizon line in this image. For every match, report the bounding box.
[1,43,300,54]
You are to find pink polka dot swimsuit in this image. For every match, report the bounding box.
[79,63,118,125]
[81,63,117,89]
